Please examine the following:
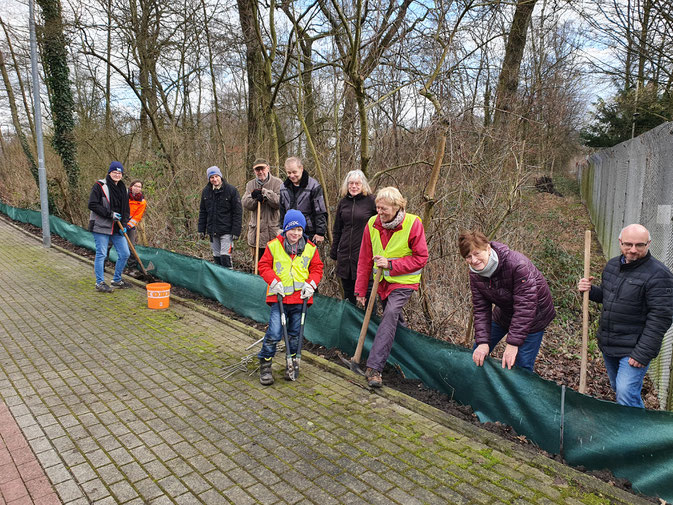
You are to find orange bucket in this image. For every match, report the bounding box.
[146,282,171,309]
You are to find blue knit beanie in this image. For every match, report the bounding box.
[108,161,124,174]
[283,210,306,233]
[206,166,223,180]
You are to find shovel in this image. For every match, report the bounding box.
[340,268,383,375]
[116,220,149,277]
[277,295,296,381]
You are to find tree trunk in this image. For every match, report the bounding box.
[237,0,265,175]
[493,0,538,129]
[0,47,39,187]
[36,0,81,194]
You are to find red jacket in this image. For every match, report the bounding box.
[259,234,324,305]
[355,214,428,300]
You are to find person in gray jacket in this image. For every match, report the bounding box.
[87,161,131,293]
[279,157,327,244]
[578,224,673,408]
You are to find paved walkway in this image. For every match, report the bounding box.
[0,217,652,505]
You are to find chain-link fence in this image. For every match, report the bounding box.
[578,121,673,410]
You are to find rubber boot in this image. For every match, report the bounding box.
[259,358,274,385]
[221,255,233,269]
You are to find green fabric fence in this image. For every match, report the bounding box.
[3,201,673,502]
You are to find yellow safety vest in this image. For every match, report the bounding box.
[267,238,317,295]
[369,213,423,284]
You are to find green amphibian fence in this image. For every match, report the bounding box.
[2,201,673,502]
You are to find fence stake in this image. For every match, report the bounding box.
[580,230,591,394]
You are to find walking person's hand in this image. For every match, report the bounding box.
[312,234,325,244]
[472,343,490,366]
[628,357,645,368]
[356,296,366,307]
[578,276,594,292]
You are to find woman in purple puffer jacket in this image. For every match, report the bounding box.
[458,230,556,372]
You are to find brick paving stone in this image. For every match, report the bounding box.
[0,219,657,505]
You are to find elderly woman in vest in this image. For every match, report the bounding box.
[458,230,556,372]
[355,187,428,387]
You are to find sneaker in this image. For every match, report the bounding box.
[111,280,131,289]
[365,368,382,388]
[95,282,113,293]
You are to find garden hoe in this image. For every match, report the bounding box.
[277,295,296,381]
[339,268,383,376]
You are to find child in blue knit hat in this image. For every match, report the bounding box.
[256,209,323,385]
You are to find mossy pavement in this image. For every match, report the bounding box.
[0,217,653,505]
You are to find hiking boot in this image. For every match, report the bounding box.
[365,368,382,388]
[259,358,274,386]
[95,282,113,293]
[111,280,131,289]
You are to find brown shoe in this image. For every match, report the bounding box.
[365,368,382,388]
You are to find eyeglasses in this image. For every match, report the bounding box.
[620,241,649,249]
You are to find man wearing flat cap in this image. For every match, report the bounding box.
[242,159,282,267]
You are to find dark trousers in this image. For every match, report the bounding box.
[365,288,413,372]
[341,275,374,307]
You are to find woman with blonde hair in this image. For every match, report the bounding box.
[330,170,377,304]
[458,230,555,371]
[355,186,428,387]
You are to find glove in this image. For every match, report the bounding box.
[269,280,285,297]
[119,227,127,235]
[300,282,315,299]
[112,212,121,221]
[251,189,264,202]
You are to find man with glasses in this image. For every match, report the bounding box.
[578,223,673,407]
[242,159,282,266]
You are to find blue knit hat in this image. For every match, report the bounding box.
[283,210,306,233]
[206,166,222,180]
[108,161,124,174]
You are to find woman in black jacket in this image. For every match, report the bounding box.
[330,170,377,304]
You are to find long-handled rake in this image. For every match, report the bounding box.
[221,336,289,379]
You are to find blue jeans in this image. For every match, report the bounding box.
[258,302,303,359]
[602,354,649,408]
[93,232,130,284]
[474,321,545,372]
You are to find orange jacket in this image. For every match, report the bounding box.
[128,198,146,228]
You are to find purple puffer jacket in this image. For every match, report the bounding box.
[470,242,556,346]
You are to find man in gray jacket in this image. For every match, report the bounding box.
[242,159,282,266]
[578,224,673,407]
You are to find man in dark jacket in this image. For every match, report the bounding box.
[198,166,242,268]
[579,224,673,408]
[279,157,327,244]
[88,161,131,292]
